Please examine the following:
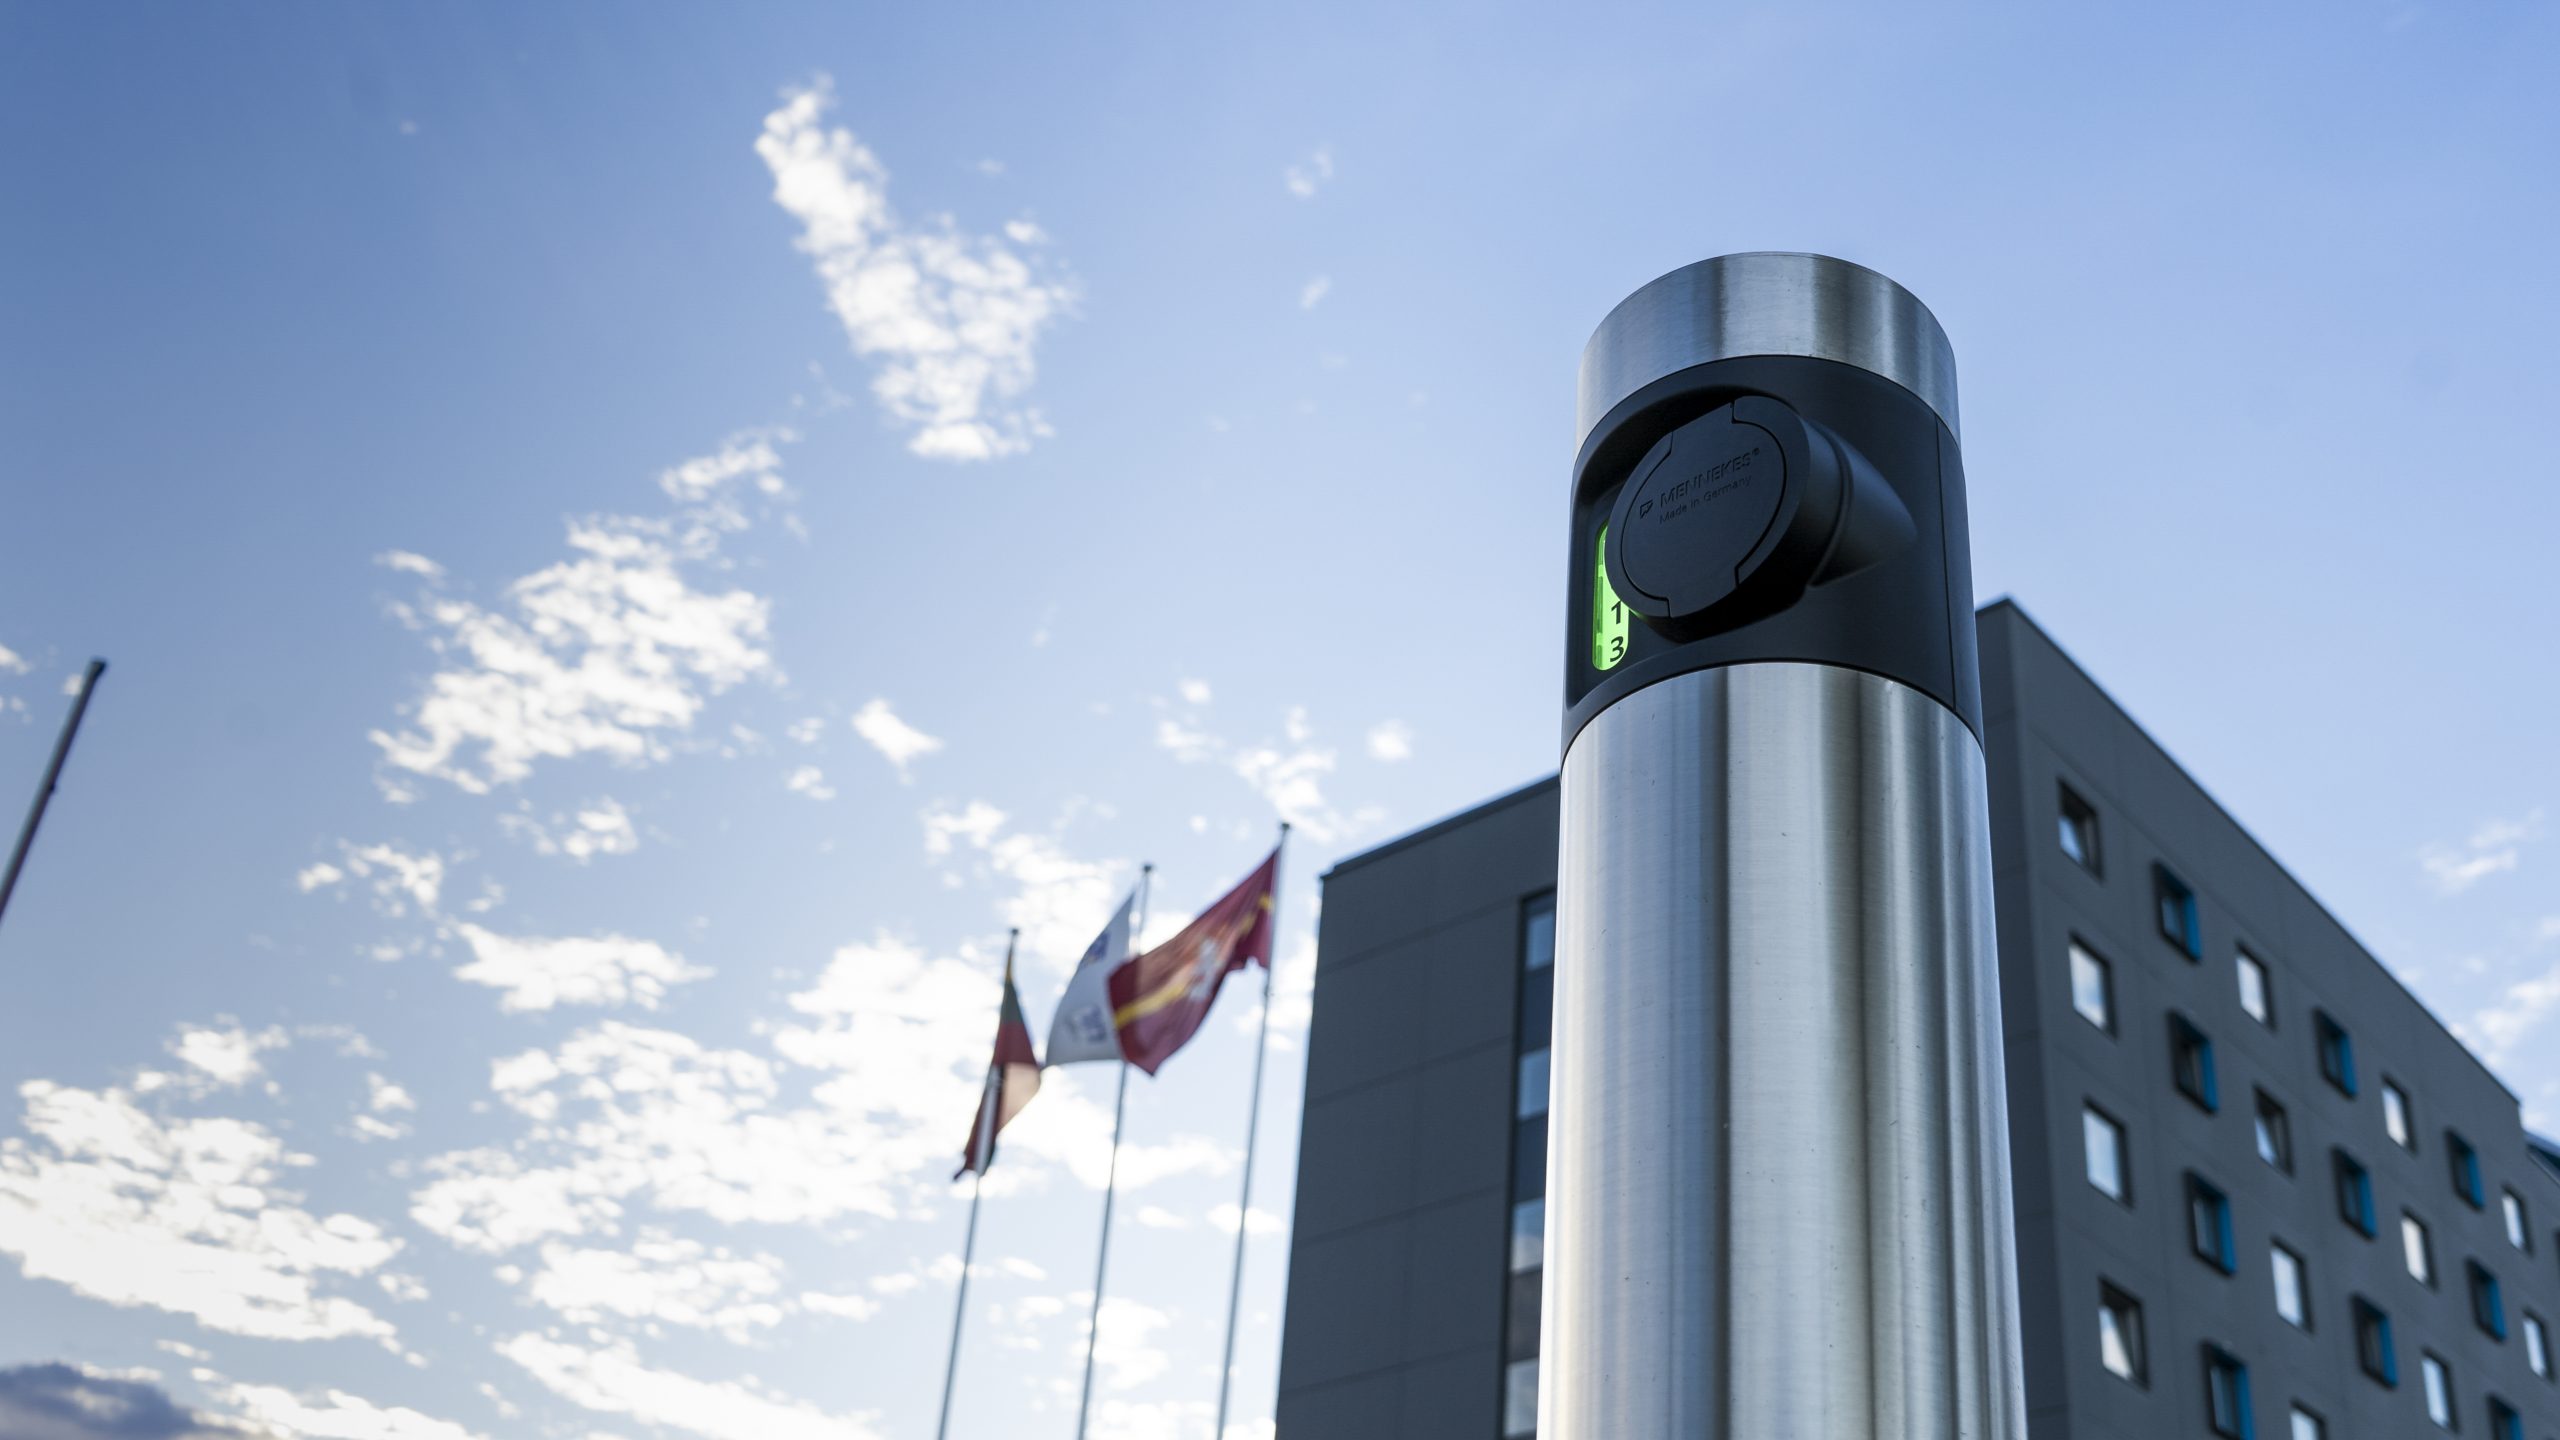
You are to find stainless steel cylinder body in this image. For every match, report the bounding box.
[1545,255,2025,1440]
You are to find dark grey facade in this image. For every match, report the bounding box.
[1277,601,2560,1440]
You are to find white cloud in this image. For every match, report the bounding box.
[170,1025,286,1089]
[1255,923,1317,1051]
[412,1022,908,1254]
[1233,743,1374,844]
[296,861,346,892]
[757,77,1072,461]
[2472,960,2560,1065]
[1090,1297,1171,1390]
[657,433,791,503]
[785,715,825,745]
[1084,1399,1218,1440]
[522,1233,788,1343]
[0,643,29,674]
[1178,679,1212,706]
[333,843,445,917]
[1151,708,1382,843]
[922,800,1005,857]
[371,517,774,794]
[1282,145,1333,199]
[499,798,640,862]
[768,934,1004,1184]
[1208,1203,1283,1237]
[2422,810,2542,895]
[1131,1204,1187,1229]
[368,1076,416,1113]
[995,1067,1234,1193]
[1365,719,1412,762]
[0,1077,401,1342]
[784,764,835,801]
[500,1333,885,1440]
[373,551,445,580]
[1297,275,1331,311]
[916,804,1123,966]
[1155,718,1217,764]
[354,1074,417,1143]
[2426,850,2521,894]
[451,924,709,1013]
[850,699,943,778]
[799,1289,881,1321]
[221,1381,486,1440]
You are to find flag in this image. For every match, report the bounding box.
[1045,890,1136,1067]
[1107,848,1278,1076]
[957,949,1042,1178]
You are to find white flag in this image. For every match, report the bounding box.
[1044,890,1135,1066]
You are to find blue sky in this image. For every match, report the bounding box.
[2,2,2556,1437]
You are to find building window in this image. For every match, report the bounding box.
[1511,1115,1547,1198]
[2156,864,2202,960]
[1510,1198,1543,1273]
[2469,1260,2507,1341]
[2084,1105,2131,1203]
[2448,1130,2484,1208]
[2335,1150,2376,1237]
[2422,1353,2455,1431]
[2354,1296,2398,1386]
[2488,1397,2523,1440]
[2315,1011,2357,1097]
[2069,940,2114,1033]
[2271,1241,2309,1328]
[1517,1049,1550,1119]
[2253,1090,2292,1173]
[2503,1189,2530,1252]
[1501,892,1555,1440]
[2289,1405,2326,1440]
[2100,1283,2147,1384]
[2059,784,2102,874]
[2384,1079,2414,1150]
[2525,1310,2550,1380]
[2404,1212,2436,1286]
[2236,950,2272,1026]
[2190,1174,2237,1274]
[1506,1267,1542,1366]
[1503,1357,1538,1439]
[2204,1345,2254,1440]
[2171,1013,2219,1112]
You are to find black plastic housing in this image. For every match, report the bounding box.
[1563,354,1981,753]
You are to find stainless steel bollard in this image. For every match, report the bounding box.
[1545,253,2025,1440]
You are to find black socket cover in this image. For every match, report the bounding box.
[1605,395,1841,628]
[1564,355,1978,752]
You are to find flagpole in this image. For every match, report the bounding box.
[0,658,106,934]
[937,928,1016,1440]
[1073,864,1151,1440]
[1212,823,1288,1440]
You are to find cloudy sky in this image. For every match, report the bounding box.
[3,3,2557,1438]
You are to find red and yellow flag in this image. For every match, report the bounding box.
[1107,848,1278,1075]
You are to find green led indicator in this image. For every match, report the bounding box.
[1592,525,1628,671]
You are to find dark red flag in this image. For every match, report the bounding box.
[1108,848,1278,1075]
[957,952,1043,1178]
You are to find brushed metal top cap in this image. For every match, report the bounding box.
[1578,252,1959,449]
